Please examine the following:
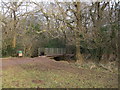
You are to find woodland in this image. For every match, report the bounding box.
[0,0,119,69]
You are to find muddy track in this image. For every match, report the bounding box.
[2,57,117,75]
[2,57,82,73]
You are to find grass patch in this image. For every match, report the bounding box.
[2,63,118,88]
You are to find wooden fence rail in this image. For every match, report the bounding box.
[38,48,72,56]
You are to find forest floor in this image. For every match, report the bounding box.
[1,56,118,88]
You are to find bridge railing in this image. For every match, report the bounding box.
[38,48,72,56]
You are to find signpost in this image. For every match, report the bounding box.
[18,50,23,57]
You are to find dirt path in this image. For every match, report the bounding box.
[2,56,118,75]
[1,57,102,74]
[2,57,70,69]
[2,57,84,74]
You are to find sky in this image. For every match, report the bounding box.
[0,0,119,15]
[0,0,118,3]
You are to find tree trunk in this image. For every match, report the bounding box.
[12,34,16,48]
[75,40,83,64]
[12,9,17,48]
[75,1,84,64]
